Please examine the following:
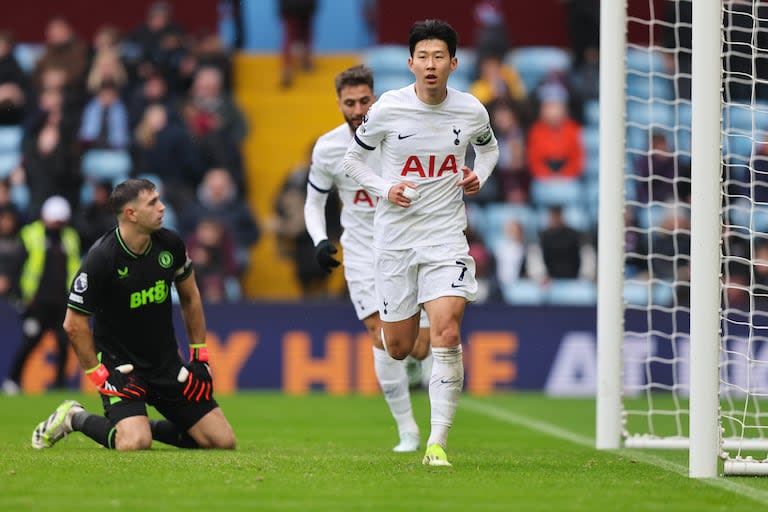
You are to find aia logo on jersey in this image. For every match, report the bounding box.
[400,154,458,177]
[352,189,376,207]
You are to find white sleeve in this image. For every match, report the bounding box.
[342,140,392,200]
[470,110,499,188]
[304,182,329,246]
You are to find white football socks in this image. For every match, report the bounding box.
[427,345,464,449]
[372,346,419,437]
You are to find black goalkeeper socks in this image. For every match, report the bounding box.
[72,411,116,449]
[150,419,199,448]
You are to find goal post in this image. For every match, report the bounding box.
[688,0,723,479]
[596,0,768,478]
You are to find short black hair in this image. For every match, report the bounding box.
[408,19,458,57]
[334,64,374,96]
[110,178,156,215]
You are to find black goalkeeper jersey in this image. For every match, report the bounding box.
[67,227,193,372]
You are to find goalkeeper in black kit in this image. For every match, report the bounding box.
[31,178,236,451]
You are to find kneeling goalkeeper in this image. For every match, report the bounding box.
[31,178,236,451]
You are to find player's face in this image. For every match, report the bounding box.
[337,84,374,132]
[408,39,457,96]
[132,189,166,232]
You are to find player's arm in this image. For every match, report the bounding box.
[175,270,214,401]
[63,308,99,371]
[63,308,145,398]
[305,181,341,272]
[459,114,500,195]
[176,269,207,345]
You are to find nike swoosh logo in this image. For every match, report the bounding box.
[451,283,464,288]
[398,133,416,140]
[440,378,461,384]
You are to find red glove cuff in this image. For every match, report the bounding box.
[189,344,209,363]
[85,363,109,387]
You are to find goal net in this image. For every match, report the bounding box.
[596,0,768,477]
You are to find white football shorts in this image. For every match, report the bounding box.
[374,241,477,323]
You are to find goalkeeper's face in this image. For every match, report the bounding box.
[338,84,375,132]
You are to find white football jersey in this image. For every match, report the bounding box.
[308,122,381,260]
[352,85,496,250]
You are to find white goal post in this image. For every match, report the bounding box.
[596,0,768,478]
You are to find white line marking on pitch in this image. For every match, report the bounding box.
[461,398,768,505]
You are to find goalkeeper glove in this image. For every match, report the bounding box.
[315,239,340,273]
[176,343,213,402]
[86,363,146,399]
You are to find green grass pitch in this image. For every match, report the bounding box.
[2,392,768,511]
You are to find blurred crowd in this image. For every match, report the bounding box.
[0,1,258,305]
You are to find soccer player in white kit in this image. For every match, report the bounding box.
[342,20,499,466]
[303,65,431,453]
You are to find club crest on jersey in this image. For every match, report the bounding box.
[73,273,88,293]
[453,126,461,145]
[158,251,173,269]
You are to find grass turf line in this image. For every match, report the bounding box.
[1,392,768,511]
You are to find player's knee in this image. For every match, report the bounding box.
[199,429,237,450]
[410,342,430,360]
[432,324,461,347]
[386,344,410,360]
[115,432,152,451]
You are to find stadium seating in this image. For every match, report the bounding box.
[12,43,44,74]
[536,204,592,233]
[506,46,571,92]
[624,281,651,306]
[584,99,600,126]
[544,279,597,306]
[80,149,132,183]
[0,125,23,153]
[0,152,21,179]
[530,178,584,208]
[482,203,537,249]
[500,278,546,305]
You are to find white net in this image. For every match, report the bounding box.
[720,0,768,460]
[621,0,768,462]
[621,0,693,447]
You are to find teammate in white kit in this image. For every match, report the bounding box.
[342,20,499,467]
[303,65,431,453]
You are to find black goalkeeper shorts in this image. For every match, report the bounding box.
[99,359,218,431]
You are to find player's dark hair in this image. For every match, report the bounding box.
[408,19,458,57]
[335,64,374,96]
[110,178,157,215]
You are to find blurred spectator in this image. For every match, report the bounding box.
[569,46,599,104]
[273,158,336,298]
[563,0,599,69]
[127,1,186,85]
[78,79,130,150]
[183,66,246,187]
[650,207,691,306]
[753,241,768,311]
[0,31,28,125]
[193,32,233,92]
[634,130,690,204]
[494,219,528,293]
[624,209,648,278]
[748,132,768,205]
[488,99,530,203]
[662,0,691,100]
[72,180,115,253]
[185,217,240,303]
[32,17,88,92]
[180,168,260,272]
[127,71,177,129]
[472,0,510,70]
[19,87,81,217]
[278,0,318,88]
[3,196,80,394]
[132,103,202,209]
[535,206,586,280]
[86,46,128,96]
[0,204,23,300]
[467,225,498,303]
[723,1,768,101]
[469,54,527,105]
[527,86,584,181]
